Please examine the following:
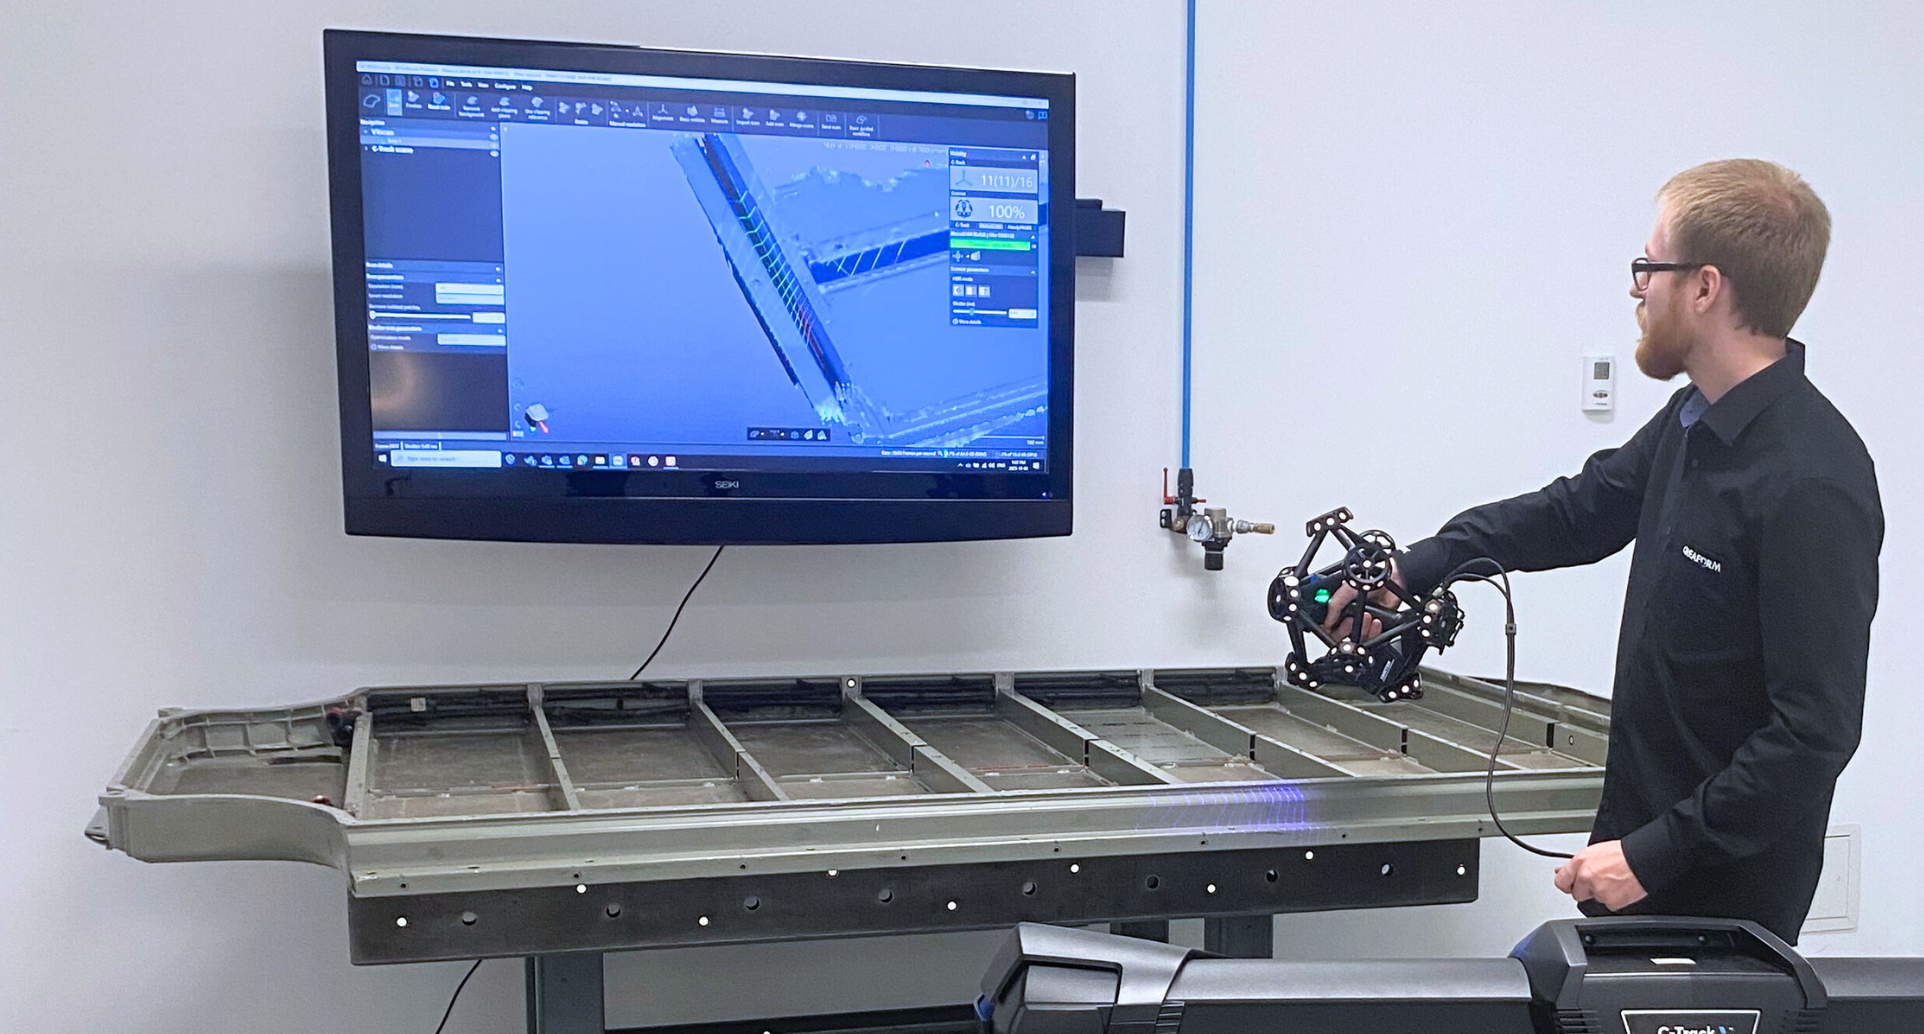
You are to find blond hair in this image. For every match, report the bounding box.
[1657,159,1831,338]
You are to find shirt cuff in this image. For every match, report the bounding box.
[1398,536,1452,597]
[1619,816,1689,895]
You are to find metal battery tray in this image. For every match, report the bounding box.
[94,666,1609,963]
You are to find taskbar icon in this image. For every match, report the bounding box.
[506,452,681,470]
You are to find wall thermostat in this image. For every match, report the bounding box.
[1582,354,1615,412]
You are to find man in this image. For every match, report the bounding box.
[1330,159,1881,944]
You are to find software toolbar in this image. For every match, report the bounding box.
[355,70,1047,150]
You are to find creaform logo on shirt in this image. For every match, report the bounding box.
[1681,545,1723,573]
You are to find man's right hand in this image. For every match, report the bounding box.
[1319,559,1404,641]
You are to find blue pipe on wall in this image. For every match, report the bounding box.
[1180,0,1197,469]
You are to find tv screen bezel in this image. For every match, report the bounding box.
[324,28,1074,544]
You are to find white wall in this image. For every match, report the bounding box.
[0,2,1917,1031]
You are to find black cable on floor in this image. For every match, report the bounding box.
[1440,558,1576,861]
[630,544,726,679]
[433,959,484,1034]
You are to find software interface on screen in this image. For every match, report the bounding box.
[353,59,1053,477]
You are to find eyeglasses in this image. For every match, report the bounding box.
[1632,257,1708,290]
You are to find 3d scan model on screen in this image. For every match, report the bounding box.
[667,131,1047,448]
[358,65,1050,474]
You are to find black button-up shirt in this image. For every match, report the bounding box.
[1400,340,1882,943]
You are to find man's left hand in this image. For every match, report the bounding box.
[1553,841,1649,911]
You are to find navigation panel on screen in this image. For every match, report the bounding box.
[352,58,1053,478]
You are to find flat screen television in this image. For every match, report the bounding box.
[324,30,1074,544]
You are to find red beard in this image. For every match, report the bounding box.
[1635,300,1691,380]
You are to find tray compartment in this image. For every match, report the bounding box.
[706,677,946,797]
[543,682,756,808]
[136,706,348,804]
[1014,670,1298,784]
[364,725,559,819]
[864,675,1115,792]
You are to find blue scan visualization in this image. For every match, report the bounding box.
[671,132,1045,448]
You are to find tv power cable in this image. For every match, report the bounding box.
[631,545,726,679]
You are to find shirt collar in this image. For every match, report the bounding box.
[1687,338,1806,444]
